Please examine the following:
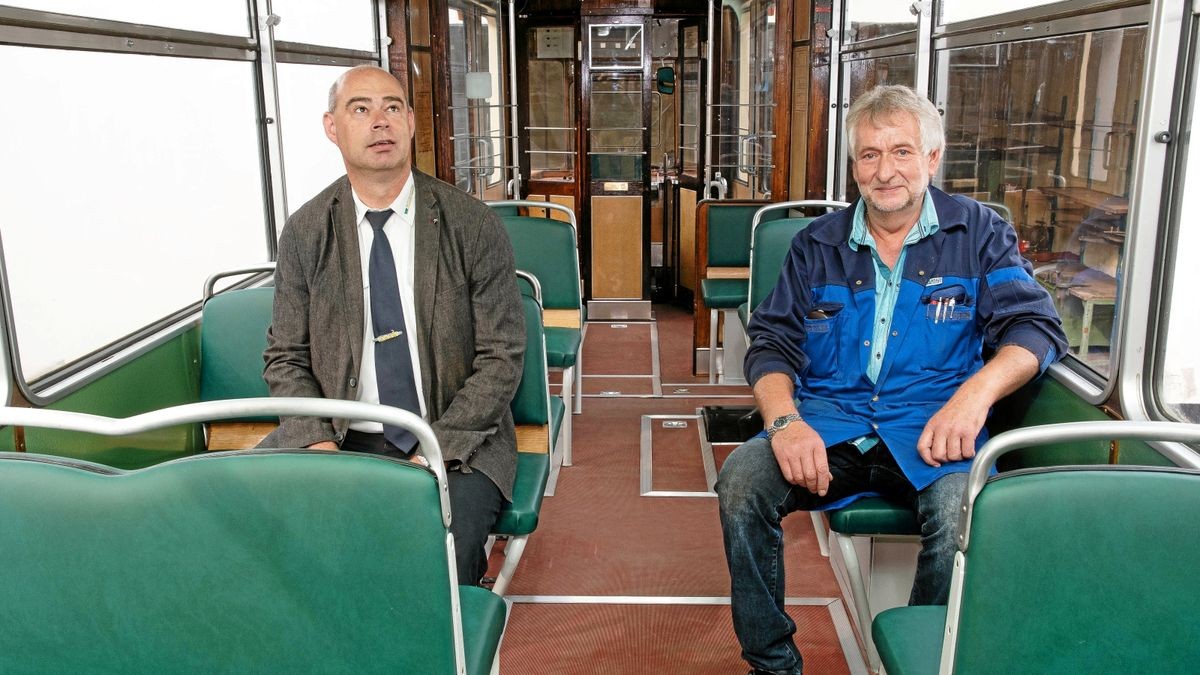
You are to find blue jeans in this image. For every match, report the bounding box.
[716,436,967,673]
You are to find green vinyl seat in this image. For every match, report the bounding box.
[199,286,280,451]
[873,421,1200,674]
[199,286,273,409]
[488,271,557,596]
[701,277,750,309]
[0,440,506,675]
[698,201,772,383]
[871,605,946,675]
[827,496,918,534]
[738,301,750,331]
[492,200,584,466]
[828,375,1120,670]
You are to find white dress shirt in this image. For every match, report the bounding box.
[349,176,428,432]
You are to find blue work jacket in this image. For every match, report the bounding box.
[745,188,1068,491]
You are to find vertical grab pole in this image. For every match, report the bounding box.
[507,0,523,199]
[704,0,716,199]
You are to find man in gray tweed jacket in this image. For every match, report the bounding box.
[261,65,524,586]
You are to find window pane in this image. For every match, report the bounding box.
[0,47,268,381]
[589,24,644,70]
[271,0,376,51]
[528,53,576,182]
[939,1,1063,26]
[6,0,249,35]
[680,25,702,176]
[845,0,916,43]
[448,1,509,199]
[589,73,643,182]
[276,62,352,215]
[935,26,1147,379]
[1157,37,1200,424]
[716,0,776,199]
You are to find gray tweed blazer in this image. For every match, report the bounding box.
[260,169,524,500]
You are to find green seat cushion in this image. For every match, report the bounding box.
[459,585,508,675]
[701,278,750,309]
[494,452,550,535]
[827,497,919,535]
[738,302,750,330]
[545,327,581,369]
[872,605,946,675]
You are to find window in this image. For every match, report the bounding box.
[935,25,1147,380]
[845,0,917,43]
[0,47,267,381]
[939,1,1064,27]
[527,27,577,183]
[448,1,511,199]
[276,62,353,214]
[5,0,249,35]
[0,3,382,397]
[270,0,376,51]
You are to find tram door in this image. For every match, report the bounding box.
[445,0,514,201]
[582,15,652,320]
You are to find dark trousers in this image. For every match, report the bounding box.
[342,430,505,586]
[716,437,967,673]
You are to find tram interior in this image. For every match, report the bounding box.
[1,0,1199,673]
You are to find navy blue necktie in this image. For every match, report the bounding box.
[366,209,421,453]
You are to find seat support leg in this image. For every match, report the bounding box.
[573,325,585,414]
[810,511,830,557]
[490,535,528,596]
[561,366,574,466]
[835,532,881,672]
[708,308,719,384]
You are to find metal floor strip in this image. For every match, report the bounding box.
[505,595,868,673]
[506,595,840,605]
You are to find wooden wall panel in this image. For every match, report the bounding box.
[591,195,643,298]
[789,45,810,200]
[679,187,697,293]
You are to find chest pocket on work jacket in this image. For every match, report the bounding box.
[802,302,845,378]
[917,285,976,372]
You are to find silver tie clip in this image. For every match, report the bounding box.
[374,330,402,343]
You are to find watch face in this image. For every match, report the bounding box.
[773,417,788,429]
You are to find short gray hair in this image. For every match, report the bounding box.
[845,85,944,158]
[327,64,401,113]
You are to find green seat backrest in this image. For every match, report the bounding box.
[990,376,1168,469]
[0,450,467,674]
[199,287,274,402]
[952,467,1200,671]
[705,203,781,267]
[502,215,581,311]
[749,217,817,312]
[512,290,550,426]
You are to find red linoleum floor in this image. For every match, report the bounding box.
[492,304,857,674]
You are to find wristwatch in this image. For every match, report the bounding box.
[766,413,803,440]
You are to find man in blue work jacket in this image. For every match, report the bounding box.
[717,85,1068,675]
